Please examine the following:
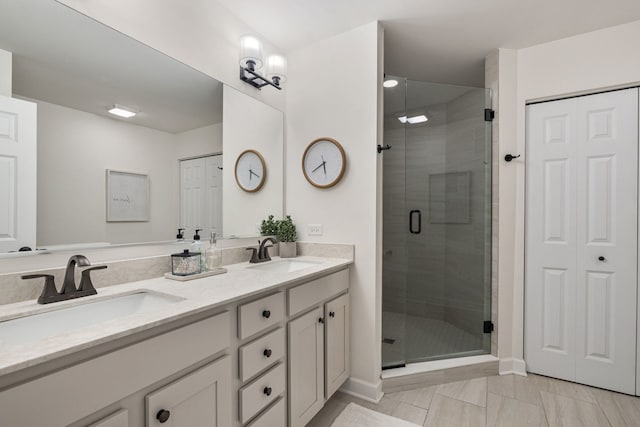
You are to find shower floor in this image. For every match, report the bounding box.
[382,311,484,367]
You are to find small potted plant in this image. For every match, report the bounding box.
[260,214,279,236]
[277,215,297,258]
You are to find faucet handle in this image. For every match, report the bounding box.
[246,247,259,263]
[22,274,59,304]
[78,265,107,294]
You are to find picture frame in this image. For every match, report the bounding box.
[106,170,150,222]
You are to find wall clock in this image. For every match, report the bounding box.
[235,149,266,192]
[302,138,347,188]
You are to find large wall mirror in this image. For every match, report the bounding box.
[0,0,283,253]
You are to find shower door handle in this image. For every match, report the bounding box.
[409,210,422,234]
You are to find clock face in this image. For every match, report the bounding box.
[302,138,346,188]
[235,149,266,192]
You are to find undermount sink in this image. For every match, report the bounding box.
[0,291,183,347]
[249,259,320,274]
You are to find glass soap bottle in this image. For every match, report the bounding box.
[206,230,222,270]
[189,229,205,273]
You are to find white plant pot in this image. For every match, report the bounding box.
[279,242,297,258]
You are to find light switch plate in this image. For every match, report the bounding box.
[308,224,323,236]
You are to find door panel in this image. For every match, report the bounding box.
[575,89,637,394]
[526,97,578,381]
[0,96,36,252]
[526,88,638,395]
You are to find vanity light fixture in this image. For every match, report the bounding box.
[239,35,285,90]
[383,79,398,88]
[107,104,137,118]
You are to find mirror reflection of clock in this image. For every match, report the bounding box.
[235,149,266,192]
[302,138,346,188]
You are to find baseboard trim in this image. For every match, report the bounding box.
[499,358,527,376]
[339,377,383,403]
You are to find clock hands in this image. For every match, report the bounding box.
[312,156,328,176]
[247,164,261,182]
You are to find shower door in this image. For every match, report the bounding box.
[382,79,492,368]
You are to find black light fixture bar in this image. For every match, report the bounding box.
[239,61,282,90]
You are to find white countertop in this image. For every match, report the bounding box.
[0,256,352,378]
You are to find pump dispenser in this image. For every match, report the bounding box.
[189,229,204,272]
[206,230,222,270]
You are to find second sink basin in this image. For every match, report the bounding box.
[0,291,184,347]
[249,259,320,274]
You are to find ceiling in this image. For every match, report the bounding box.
[216,0,640,87]
[0,0,222,134]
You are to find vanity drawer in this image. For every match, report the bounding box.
[239,362,286,424]
[239,327,285,382]
[288,269,349,316]
[238,292,285,340]
[247,397,286,427]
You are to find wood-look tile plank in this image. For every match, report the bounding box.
[487,392,548,427]
[488,374,543,407]
[391,402,428,425]
[591,387,640,427]
[435,377,488,407]
[385,386,437,409]
[540,390,610,427]
[424,394,486,427]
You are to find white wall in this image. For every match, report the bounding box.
[0,48,10,97]
[223,86,283,237]
[175,123,222,160]
[286,22,383,401]
[33,98,179,246]
[492,19,640,373]
[57,0,285,112]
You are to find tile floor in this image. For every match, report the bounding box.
[308,373,640,426]
[382,312,485,365]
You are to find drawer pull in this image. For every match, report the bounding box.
[156,409,171,423]
[263,386,273,396]
[329,311,335,318]
[262,310,271,319]
[263,348,272,358]
[318,317,324,324]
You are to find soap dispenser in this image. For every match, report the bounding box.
[189,229,205,273]
[176,228,185,242]
[206,230,222,270]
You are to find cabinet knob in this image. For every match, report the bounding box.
[263,348,272,358]
[318,317,324,324]
[262,310,271,319]
[329,311,335,318]
[156,409,171,423]
[263,386,272,396]
[598,256,606,261]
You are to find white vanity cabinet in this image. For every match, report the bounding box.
[287,270,350,427]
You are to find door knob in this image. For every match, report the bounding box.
[263,348,272,358]
[156,409,171,423]
[262,310,271,318]
[263,386,272,396]
[598,256,605,261]
[318,317,324,324]
[329,311,335,318]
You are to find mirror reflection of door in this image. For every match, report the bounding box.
[179,155,223,239]
[0,95,37,252]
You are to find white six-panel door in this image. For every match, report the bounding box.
[0,96,36,253]
[525,88,639,394]
[179,155,223,238]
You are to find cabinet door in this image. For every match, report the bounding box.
[325,293,350,399]
[146,356,231,426]
[288,307,324,427]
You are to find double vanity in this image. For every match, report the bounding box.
[0,251,352,427]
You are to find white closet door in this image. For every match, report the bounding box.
[526,88,638,394]
[180,157,205,237]
[0,96,36,253]
[526,97,578,382]
[574,89,638,394]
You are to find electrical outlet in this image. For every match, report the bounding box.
[308,224,323,236]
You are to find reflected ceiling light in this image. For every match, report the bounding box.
[239,35,286,90]
[107,104,137,118]
[383,79,398,88]
[397,114,428,124]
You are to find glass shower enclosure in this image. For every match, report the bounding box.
[382,77,492,368]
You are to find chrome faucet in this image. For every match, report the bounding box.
[22,255,107,304]
[247,238,277,263]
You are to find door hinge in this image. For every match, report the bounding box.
[483,320,494,334]
[484,109,495,122]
